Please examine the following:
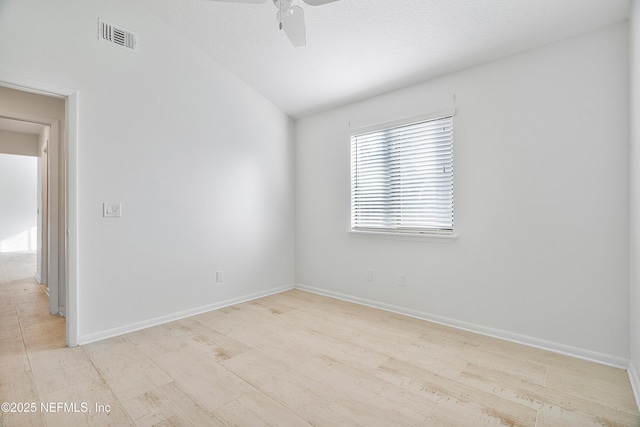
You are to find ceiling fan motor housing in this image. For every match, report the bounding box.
[273,0,294,12]
[208,0,340,47]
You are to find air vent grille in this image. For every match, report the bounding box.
[99,19,138,52]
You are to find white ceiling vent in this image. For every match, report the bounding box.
[99,19,138,52]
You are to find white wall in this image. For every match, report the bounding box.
[0,0,295,341]
[296,23,630,363]
[629,0,640,406]
[0,154,37,253]
[0,128,39,254]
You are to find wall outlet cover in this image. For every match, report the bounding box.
[398,273,406,286]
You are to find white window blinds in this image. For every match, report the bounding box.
[350,114,454,235]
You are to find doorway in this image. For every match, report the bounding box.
[0,151,39,282]
[0,118,49,296]
[0,76,78,346]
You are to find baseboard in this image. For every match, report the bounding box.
[629,360,640,411]
[34,272,42,284]
[295,284,629,369]
[78,284,294,345]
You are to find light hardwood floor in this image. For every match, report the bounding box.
[1,252,639,426]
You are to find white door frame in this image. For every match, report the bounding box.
[0,73,79,347]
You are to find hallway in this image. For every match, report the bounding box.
[0,252,65,425]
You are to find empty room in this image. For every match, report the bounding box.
[1,0,639,425]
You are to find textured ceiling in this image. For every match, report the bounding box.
[134,0,629,118]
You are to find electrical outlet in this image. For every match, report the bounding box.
[398,273,405,287]
[216,271,223,283]
[365,269,373,282]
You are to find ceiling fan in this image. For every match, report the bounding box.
[206,0,339,47]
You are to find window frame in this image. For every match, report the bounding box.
[349,109,456,238]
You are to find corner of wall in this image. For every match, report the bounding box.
[629,360,640,411]
[630,0,640,413]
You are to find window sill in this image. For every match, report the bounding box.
[349,230,458,242]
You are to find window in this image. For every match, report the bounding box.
[350,113,454,235]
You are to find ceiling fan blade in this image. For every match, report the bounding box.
[277,5,306,47]
[302,0,339,5]
[204,0,267,3]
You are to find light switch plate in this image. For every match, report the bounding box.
[103,203,121,218]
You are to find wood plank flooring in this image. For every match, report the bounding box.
[1,252,639,426]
